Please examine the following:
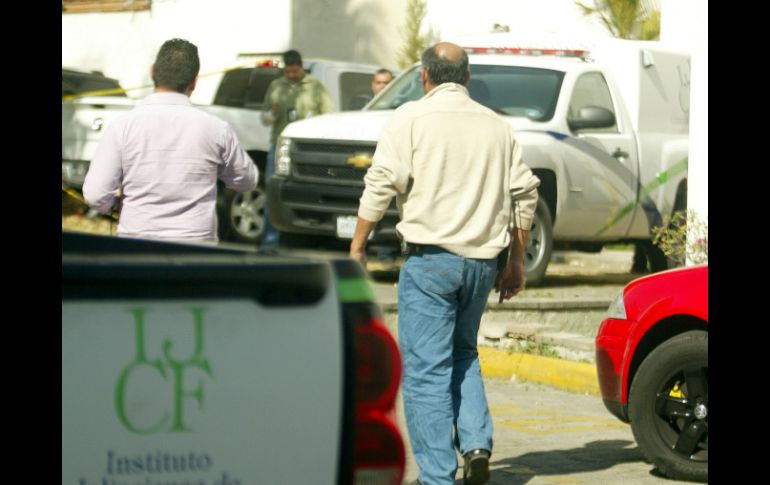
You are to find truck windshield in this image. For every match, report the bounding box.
[369,64,564,121]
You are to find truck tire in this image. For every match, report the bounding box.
[646,241,670,272]
[628,330,708,482]
[524,197,553,286]
[223,187,266,244]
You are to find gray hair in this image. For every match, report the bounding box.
[420,45,469,85]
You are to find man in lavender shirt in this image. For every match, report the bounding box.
[83,38,258,243]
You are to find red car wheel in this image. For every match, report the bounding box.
[628,330,708,482]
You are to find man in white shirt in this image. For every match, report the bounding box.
[83,38,258,243]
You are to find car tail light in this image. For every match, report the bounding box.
[352,317,404,485]
[354,320,401,412]
[352,417,404,484]
[335,263,405,485]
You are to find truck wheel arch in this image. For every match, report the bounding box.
[673,179,687,215]
[532,169,557,225]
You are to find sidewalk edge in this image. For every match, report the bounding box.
[478,347,599,396]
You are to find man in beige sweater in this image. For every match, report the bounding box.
[350,42,540,485]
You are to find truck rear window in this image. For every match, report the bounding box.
[213,67,282,110]
[62,69,126,97]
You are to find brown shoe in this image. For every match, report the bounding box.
[463,449,491,484]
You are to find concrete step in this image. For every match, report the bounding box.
[383,300,610,365]
[478,324,597,364]
[376,249,637,365]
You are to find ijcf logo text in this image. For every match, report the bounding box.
[115,307,213,434]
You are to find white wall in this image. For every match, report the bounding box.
[424,0,612,41]
[62,0,615,99]
[292,0,407,70]
[660,0,708,263]
[62,0,292,100]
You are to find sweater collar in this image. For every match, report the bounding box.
[422,82,470,100]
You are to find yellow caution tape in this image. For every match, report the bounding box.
[62,183,119,221]
[62,58,281,101]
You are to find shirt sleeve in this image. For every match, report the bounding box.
[317,81,334,114]
[509,138,541,230]
[358,117,412,222]
[82,122,123,214]
[218,125,259,192]
[264,80,276,108]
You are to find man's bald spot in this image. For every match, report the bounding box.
[421,42,470,87]
[432,42,465,62]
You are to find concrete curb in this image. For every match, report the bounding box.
[487,299,612,310]
[380,298,612,313]
[478,346,599,396]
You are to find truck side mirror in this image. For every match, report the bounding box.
[567,106,616,131]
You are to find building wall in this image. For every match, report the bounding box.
[62,0,614,100]
[660,0,707,263]
[292,0,407,70]
[62,0,410,100]
[423,0,611,41]
[62,0,293,101]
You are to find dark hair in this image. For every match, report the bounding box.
[375,68,393,77]
[152,38,200,93]
[420,45,469,85]
[283,49,303,67]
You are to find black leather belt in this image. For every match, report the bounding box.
[402,242,447,255]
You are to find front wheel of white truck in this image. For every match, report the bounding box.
[523,197,553,286]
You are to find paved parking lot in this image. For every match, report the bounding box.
[398,378,696,485]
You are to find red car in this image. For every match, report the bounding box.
[596,264,707,482]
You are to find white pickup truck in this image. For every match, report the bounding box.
[62,56,381,244]
[62,231,405,485]
[266,39,691,285]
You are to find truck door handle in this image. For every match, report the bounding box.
[612,148,629,159]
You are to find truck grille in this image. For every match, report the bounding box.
[295,142,375,155]
[291,140,377,187]
[295,164,366,181]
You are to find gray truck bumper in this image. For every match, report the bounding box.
[266,176,400,243]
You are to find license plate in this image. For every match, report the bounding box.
[336,216,372,240]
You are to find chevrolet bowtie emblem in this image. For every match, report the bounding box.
[346,153,373,168]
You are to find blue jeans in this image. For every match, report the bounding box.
[398,246,497,484]
[261,143,281,247]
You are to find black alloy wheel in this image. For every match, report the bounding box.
[629,330,708,482]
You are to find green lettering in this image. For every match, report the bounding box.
[128,308,150,362]
[168,359,213,431]
[114,360,169,434]
[162,308,207,365]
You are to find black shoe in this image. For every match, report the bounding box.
[463,449,491,484]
